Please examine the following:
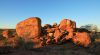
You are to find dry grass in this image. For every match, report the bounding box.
[0,29,100,55]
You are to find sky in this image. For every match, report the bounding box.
[0,0,100,29]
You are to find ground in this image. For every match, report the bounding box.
[0,42,100,55]
[0,29,100,55]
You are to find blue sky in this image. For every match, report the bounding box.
[0,0,100,29]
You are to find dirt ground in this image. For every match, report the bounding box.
[0,42,100,55]
[0,29,100,55]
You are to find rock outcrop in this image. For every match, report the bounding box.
[2,30,9,38]
[16,17,91,48]
[16,17,41,39]
[72,32,91,47]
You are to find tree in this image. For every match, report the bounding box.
[80,24,98,32]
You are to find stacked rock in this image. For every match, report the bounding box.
[16,17,91,48]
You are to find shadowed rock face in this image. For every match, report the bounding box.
[16,17,41,39]
[72,21,76,28]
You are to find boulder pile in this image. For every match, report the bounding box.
[16,17,91,48]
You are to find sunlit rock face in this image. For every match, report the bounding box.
[72,32,91,47]
[54,29,62,43]
[59,19,76,31]
[16,17,41,39]
[2,30,9,38]
[15,17,91,48]
[59,19,76,40]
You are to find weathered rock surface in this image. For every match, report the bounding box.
[59,19,76,40]
[59,19,76,31]
[54,29,62,43]
[2,30,9,38]
[72,32,91,47]
[1,16,100,55]
[15,17,91,48]
[16,17,41,39]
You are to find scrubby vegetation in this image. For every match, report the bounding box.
[0,29,100,55]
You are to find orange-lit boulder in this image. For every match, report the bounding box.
[72,32,91,47]
[59,19,68,30]
[46,28,54,33]
[2,30,9,38]
[65,28,74,40]
[59,19,76,31]
[54,29,62,43]
[16,17,41,39]
[59,19,76,40]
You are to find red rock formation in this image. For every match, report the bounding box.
[15,17,91,48]
[65,28,74,40]
[59,19,76,40]
[16,17,41,39]
[59,19,76,31]
[72,32,91,47]
[2,30,9,38]
[54,29,62,43]
[59,19,68,31]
